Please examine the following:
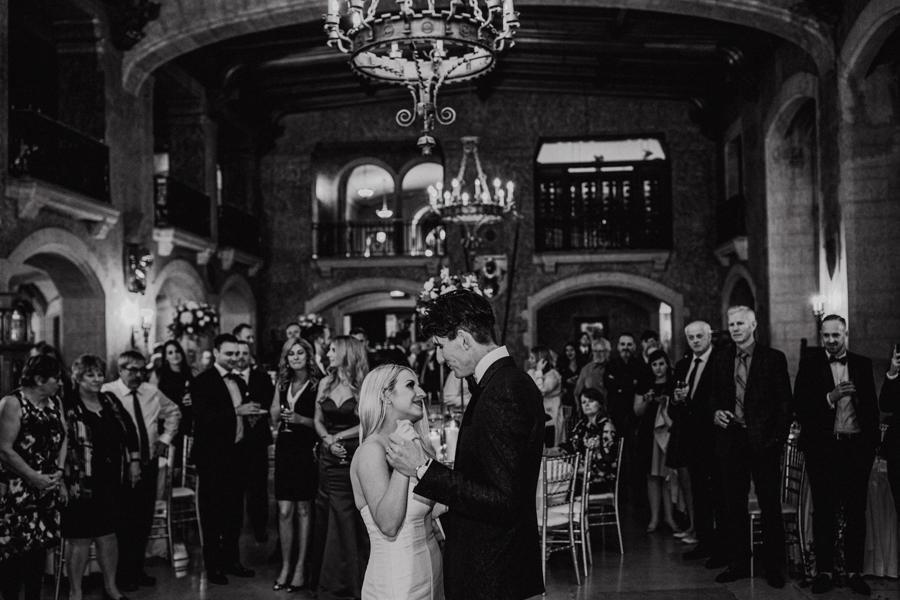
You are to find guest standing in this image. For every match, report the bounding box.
[709,306,791,589]
[61,355,140,600]
[313,336,370,600]
[793,315,879,596]
[271,339,320,592]
[528,345,564,447]
[235,339,275,543]
[556,341,583,409]
[102,351,180,592]
[880,346,900,521]
[153,340,193,471]
[190,334,259,584]
[0,355,66,600]
[634,349,680,534]
[574,337,611,404]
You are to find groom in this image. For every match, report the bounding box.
[387,289,546,600]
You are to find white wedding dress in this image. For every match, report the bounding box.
[360,484,444,600]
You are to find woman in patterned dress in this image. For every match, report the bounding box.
[0,355,67,600]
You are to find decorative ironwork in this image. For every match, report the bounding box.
[125,245,154,295]
[313,219,446,258]
[324,0,519,154]
[103,0,162,51]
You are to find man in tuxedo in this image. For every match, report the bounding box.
[235,339,275,543]
[386,289,545,600]
[102,351,181,592]
[191,333,261,584]
[709,306,792,588]
[670,321,722,565]
[794,315,879,595]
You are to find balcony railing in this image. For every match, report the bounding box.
[219,204,261,256]
[535,216,672,252]
[716,195,747,245]
[313,220,446,259]
[154,175,211,239]
[8,109,110,203]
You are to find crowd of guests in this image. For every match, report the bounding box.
[4,307,900,599]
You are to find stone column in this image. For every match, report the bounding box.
[54,18,105,140]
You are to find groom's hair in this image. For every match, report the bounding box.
[420,289,497,345]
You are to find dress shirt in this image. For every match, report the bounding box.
[214,363,245,443]
[474,346,510,384]
[101,379,181,448]
[237,367,251,385]
[827,351,860,434]
[686,346,712,398]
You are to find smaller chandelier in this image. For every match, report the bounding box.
[428,136,514,225]
[324,0,519,155]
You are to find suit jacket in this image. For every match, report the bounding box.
[190,367,238,473]
[709,342,792,455]
[415,356,545,600]
[668,348,719,463]
[880,375,900,459]
[242,368,275,448]
[794,348,879,455]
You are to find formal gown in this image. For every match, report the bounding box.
[274,382,319,501]
[360,485,444,600]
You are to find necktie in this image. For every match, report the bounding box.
[131,390,150,463]
[465,375,480,400]
[829,354,848,365]
[686,357,702,400]
[734,351,748,420]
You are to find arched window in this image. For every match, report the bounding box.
[402,162,444,257]
[345,163,395,221]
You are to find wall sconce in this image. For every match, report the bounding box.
[126,245,154,294]
[811,294,827,319]
[139,308,154,349]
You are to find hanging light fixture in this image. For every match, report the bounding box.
[427,136,515,226]
[375,178,394,218]
[324,0,519,155]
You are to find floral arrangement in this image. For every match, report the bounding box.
[417,268,488,315]
[298,313,325,330]
[169,301,219,339]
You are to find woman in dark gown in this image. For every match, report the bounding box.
[153,341,193,469]
[271,338,319,592]
[313,336,370,600]
[0,355,66,600]
[61,355,140,600]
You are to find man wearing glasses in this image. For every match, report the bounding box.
[574,336,612,405]
[102,350,181,592]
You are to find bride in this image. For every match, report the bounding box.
[351,364,446,600]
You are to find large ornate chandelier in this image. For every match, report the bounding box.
[324,0,519,155]
[427,136,515,226]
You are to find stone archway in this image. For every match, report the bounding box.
[150,259,209,364]
[219,273,257,340]
[523,272,684,358]
[304,277,423,339]
[6,228,109,363]
[764,72,821,373]
[123,0,833,95]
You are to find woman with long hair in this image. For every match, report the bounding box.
[528,345,564,447]
[351,364,444,599]
[60,355,140,600]
[634,349,681,534]
[0,355,66,600]
[556,341,582,408]
[153,341,193,473]
[312,336,370,600]
[270,338,319,592]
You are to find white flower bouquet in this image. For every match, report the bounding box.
[169,301,219,338]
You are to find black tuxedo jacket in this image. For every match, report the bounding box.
[243,368,275,448]
[709,342,792,455]
[880,375,900,459]
[190,367,238,472]
[794,348,879,454]
[669,348,718,460]
[415,356,545,600]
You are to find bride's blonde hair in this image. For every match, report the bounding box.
[358,364,435,460]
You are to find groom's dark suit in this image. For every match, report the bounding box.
[415,355,546,600]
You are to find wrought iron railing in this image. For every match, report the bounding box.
[7,108,110,203]
[153,175,211,238]
[313,220,446,258]
[716,194,747,245]
[535,215,672,252]
[219,204,261,256]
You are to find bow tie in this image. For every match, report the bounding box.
[829,354,848,365]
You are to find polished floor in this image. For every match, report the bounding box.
[50,497,899,600]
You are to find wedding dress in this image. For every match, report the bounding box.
[360,484,444,600]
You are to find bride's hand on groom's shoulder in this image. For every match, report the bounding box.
[393,419,418,442]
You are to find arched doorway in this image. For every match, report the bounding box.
[219,274,257,344]
[6,228,108,365]
[524,272,684,359]
[152,259,208,368]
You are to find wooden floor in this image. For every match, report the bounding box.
[49,498,899,600]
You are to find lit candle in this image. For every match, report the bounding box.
[444,423,459,462]
[429,429,443,457]
[462,192,470,206]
